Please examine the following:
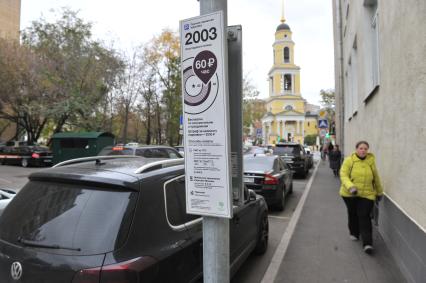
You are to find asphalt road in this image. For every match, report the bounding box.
[232,167,316,283]
[0,164,44,191]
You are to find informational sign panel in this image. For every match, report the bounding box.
[180,11,232,218]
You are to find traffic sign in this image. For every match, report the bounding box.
[318,119,328,129]
[256,128,262,137]
[180,11,232,218]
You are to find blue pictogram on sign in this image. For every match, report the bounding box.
[318,119,328,129]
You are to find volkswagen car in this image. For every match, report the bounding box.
[0,156,268,282]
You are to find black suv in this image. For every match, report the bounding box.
[273,142,309,178]
[0,156,268,282]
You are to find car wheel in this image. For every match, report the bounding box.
[300,169,307,179]
[0,159,4,165]
[275,187,285,211]
[289,182,293,194]
[254,212,269,255]
[21,159,28,168]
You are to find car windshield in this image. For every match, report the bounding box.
[244,157,274,172]
[98,146,134,156]
[273,145,300,156]
[0,181,137,255]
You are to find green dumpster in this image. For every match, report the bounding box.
[51,132,115,164]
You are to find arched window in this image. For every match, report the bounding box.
[284,47,290,63]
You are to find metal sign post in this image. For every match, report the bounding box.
[180,0,243,282]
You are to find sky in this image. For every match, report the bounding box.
[21,0,335,105]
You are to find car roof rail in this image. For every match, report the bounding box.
[134,158,184,174]
[52,155,139,168]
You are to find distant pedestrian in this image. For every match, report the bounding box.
[329,145,342,177]
[339,141,383,254]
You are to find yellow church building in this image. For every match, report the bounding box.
[262,7,318,145]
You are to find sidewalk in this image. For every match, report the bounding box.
[274,160,407,283]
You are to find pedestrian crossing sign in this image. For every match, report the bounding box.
[318,119,328,129]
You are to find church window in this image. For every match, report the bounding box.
[284,47,290,63]
[285,105,293,111]
[283,74,292,91]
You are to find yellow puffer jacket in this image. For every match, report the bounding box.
[339,153,383,200]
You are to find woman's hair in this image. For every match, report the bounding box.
[355,141,369,149]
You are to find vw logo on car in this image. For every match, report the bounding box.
[10,261,23,280]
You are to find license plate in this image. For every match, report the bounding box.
[244,177,254,183]
[43,159,52,162]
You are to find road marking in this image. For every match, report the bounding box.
[0,178,12,184]
[268,215,291,220]
[261,162,320,283]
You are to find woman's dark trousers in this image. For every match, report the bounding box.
[342,197,374,246]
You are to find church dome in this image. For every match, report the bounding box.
[276,22,291,31]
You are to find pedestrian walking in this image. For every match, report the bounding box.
[329,145,342,177]
[339,141,383,254]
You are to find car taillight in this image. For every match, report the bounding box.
[72,257,157,283]
[32,153,40,158]
[264,173,279,185]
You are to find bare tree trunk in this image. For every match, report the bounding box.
[122,104,130,144]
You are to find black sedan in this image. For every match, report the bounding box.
[0,146,53,167]
[243,155,293,211]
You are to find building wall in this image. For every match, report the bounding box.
[0,0,21,142]
[0,0,20,41]
[333,0,426,281]
[304,118,318,136]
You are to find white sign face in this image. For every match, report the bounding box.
[180,11,232,218]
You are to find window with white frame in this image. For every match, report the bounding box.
[363,0,380,99]
[349,38,358,115]
[269,76,274,95]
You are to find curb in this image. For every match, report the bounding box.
[261,161,321,283]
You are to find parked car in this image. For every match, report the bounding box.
[0,156,268,282]
[273,142,309,178]
[0,145,53,167]
[174,145,185,156]
[98,145,183,159]
[244,146,269,156]
[243,155,293,211]
[304,146,314,169]
[0,188,16,217]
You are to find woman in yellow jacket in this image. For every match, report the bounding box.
[339,141,383,254]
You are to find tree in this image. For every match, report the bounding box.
[242,74,265,136]
[113,48,144,143]
[143,29,181,146]
[0,39,55,144]
[319,89,336,133]
[21,8,123,136]
[304,134,318,146]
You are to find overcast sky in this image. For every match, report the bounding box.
[21,0,335,105]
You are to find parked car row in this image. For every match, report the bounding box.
[0,144,183,167]
[0,156,268,282]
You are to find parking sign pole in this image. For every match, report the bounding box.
[198,1,231,282]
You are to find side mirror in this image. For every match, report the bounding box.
[249,190,257,202]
